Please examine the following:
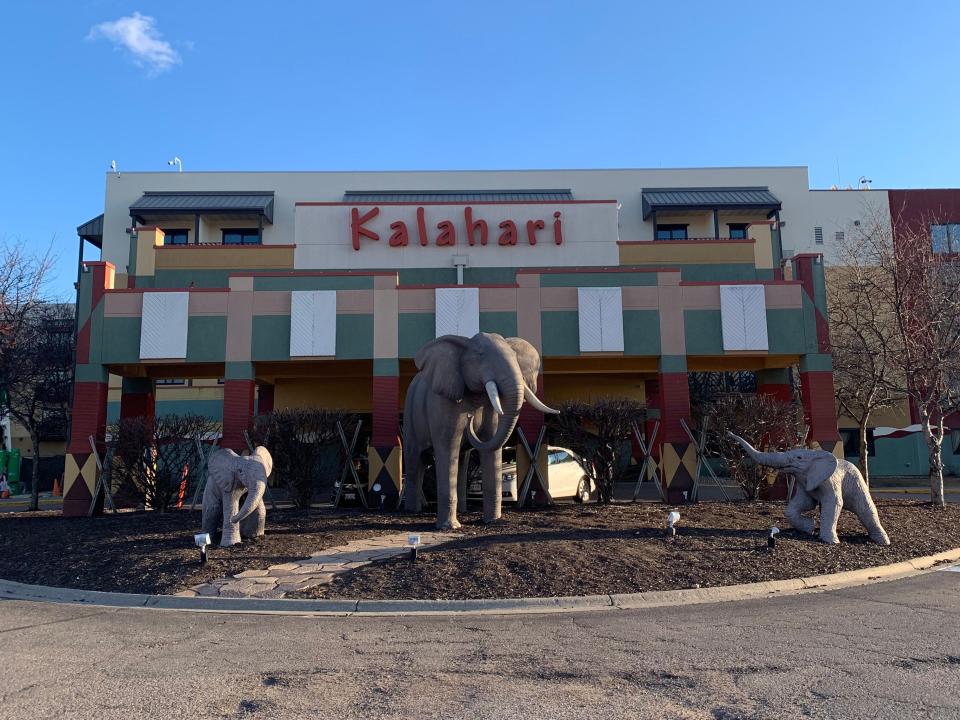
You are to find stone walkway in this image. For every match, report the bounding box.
[174,532,455,599]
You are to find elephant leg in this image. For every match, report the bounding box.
[480,447,503,523]
[818,487,843,544]
[434,440,461,530]
[220,489,243,547]
[239,499,266,539]
[404,450,424,513]
[847,478,890,545]
[786,488,817,536]
[457,449,470,515]
[200,487,221,538]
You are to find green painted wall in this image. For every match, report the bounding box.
[107,399,223,424]
[540,273,657,287]
[398,313,435,357]
[541,310,580,356]
[253,275,375,291]
[99,317,142,364]
[684,309,724,355]
[336,314,373,358]
[479,311,517,338]
[624,310,660,355]
[766,308,807,355]
[251,315,291,361]
[186,316,227,363]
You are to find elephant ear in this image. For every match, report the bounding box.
[414,335,470,401]
[505,337,541,390]
[806,452,839,492]
[253,446,273,477]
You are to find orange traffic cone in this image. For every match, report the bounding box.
[52,477,61,497]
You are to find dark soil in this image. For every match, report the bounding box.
[0,500,956,598]
[293,500,960,600]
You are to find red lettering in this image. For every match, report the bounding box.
[436,220,456,246]
[389,220,409,247]
[498,220,518,246]
[416,206,428,246]
[553,211,563,245]
[464,207,488,246]
[526,219,545,245]
[351,207,379,251]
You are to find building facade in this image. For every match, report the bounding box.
[67,167,844,516]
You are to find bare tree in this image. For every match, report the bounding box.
[0,241,69,511]
[827,223,904,484]
[850,207,960,507]
[550,397,646,503]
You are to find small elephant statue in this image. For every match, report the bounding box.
[727,432,890,545]
[200,446,272,547]
[403,332,559,530]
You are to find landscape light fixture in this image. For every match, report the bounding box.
[194,532,211,565]
[768,526,780,551]
[167,156,183,173]
[408,533,421,562]
[666,511,680,538]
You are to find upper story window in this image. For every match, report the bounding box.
[655,224,688,240]
[156,378,186,386]
[222,228,261,245]
[931,223,960,254]
[162,229,189,245]
[728,223,749,240]
[814,226,824,245]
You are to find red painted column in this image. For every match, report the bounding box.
[63,381,109,517]
[119,377,155,420]
[800,370,842,455]
[756,369,794,500]
[369,374,401,508]
[517,374,548,506]
[222,380,255,451]
[657,371,695,503]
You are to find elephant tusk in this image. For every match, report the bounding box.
[524,385,560,415]
[485,381,504,416]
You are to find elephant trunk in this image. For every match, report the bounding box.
[727,431,790,468]
[231,477,266,524]
[466,362,525,453]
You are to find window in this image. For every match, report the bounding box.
[162,229,189,245]
[156,378,185,386]
[577,287,624,352]
[728,223,749,240]
[931,224,960,254]
[835,230,845,243]
[814,226,824,245]
[222,228,261,245]
[655,224,688,240]
[840,428,876,458]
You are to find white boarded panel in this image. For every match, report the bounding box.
[435,287,479,338]
[600,288,624,351]
[290,290,337,357]
[740,285,769,351]
[577,288,603,351]
[139,292,188,359]
[720,285,768,351]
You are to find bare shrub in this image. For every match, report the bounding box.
[250,408,358,509]
[110,413,219,511]
[696,394,807,500]
[550,397,646,503]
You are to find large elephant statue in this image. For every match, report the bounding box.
[727,432,889,545]
[200,446,272,547]
[403,332,558,529]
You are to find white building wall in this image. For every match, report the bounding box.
[100,167,813,274]
[802,189,892,265]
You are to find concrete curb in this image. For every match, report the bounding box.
[1,548,957,617]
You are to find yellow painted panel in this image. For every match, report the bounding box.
[619,241,755,265]
[155,245,295,270]
[545,374,647,405]
[274,376,372,413]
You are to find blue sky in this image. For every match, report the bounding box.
[2,1,959,296]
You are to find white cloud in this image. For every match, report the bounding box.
[88,12,181,74]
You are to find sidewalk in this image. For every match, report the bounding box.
[0,493,62,513]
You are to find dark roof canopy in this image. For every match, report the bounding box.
[129,191,275,222]
[76,214,104,248]
[642,187,781,219]
[344,189,573,203]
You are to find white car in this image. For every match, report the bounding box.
[466,445,594,503]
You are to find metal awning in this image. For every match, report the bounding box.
[129,191,275,222]
[76,213,104,248]
[344,189,574,202]
[641,187,781,219]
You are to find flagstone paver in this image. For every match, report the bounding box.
[187,532,455,599]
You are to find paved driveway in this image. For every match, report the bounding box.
[0,569,958,719]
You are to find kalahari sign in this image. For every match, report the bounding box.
[350,206,565,250]
[294,200,620,270]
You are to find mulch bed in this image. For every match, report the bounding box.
[0,500,956,598]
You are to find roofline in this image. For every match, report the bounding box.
[103,165,811,175]
[137,190,275,196]
[641,186,773,192]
